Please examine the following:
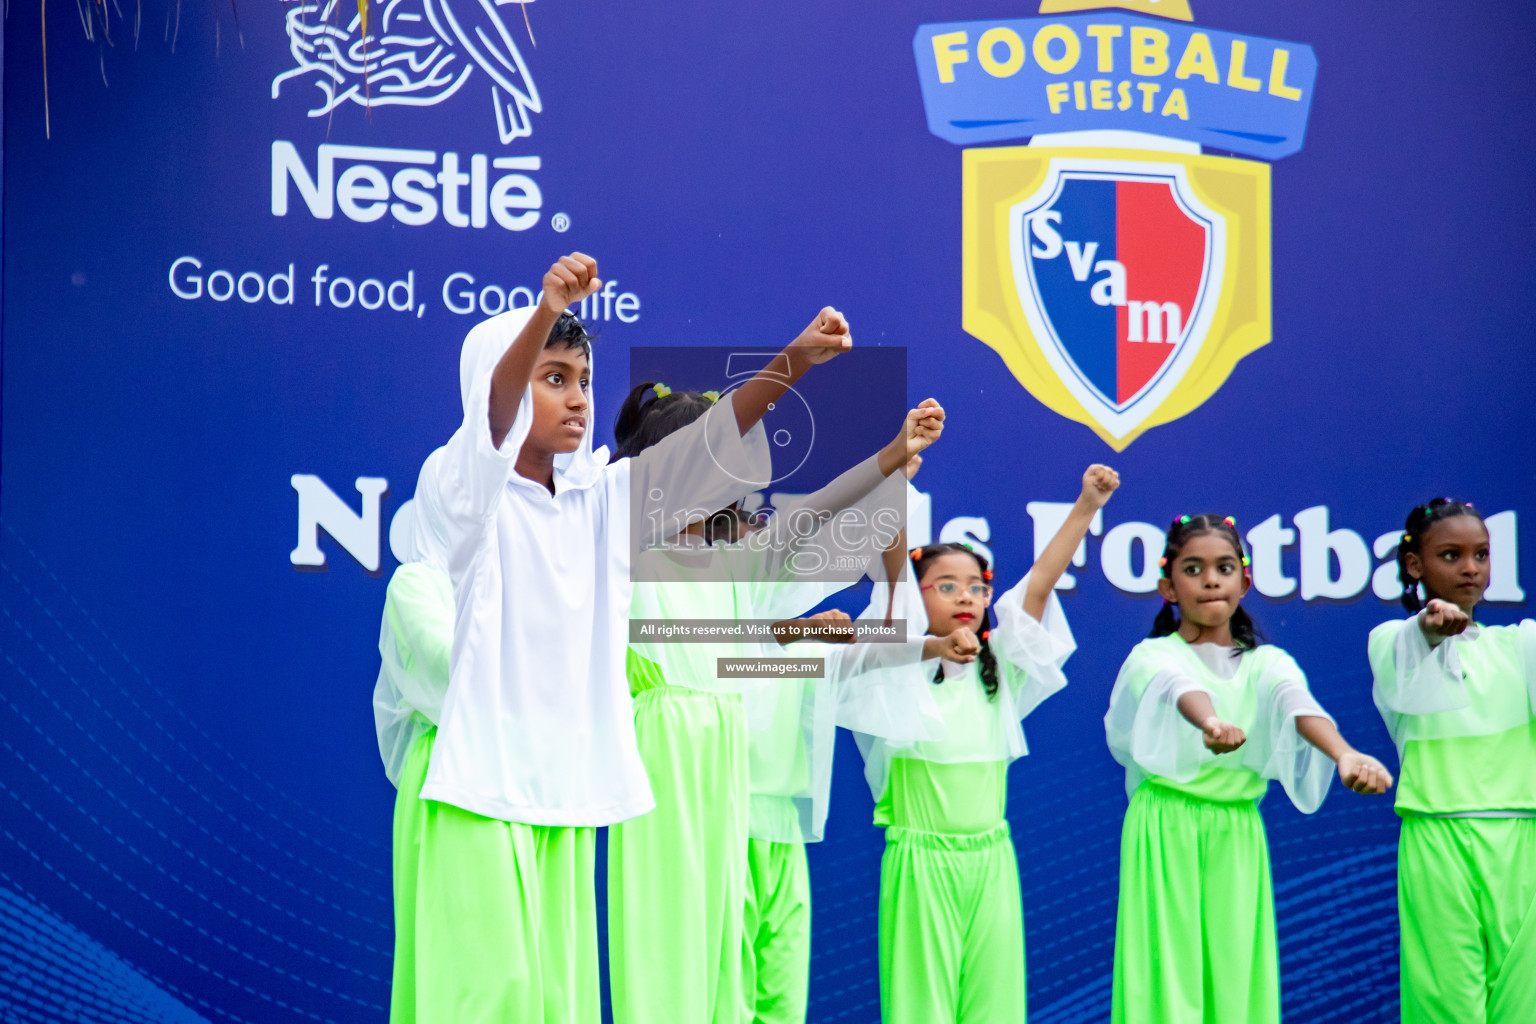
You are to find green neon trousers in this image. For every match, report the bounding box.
[1400,816,1536,1024]
[390,728,599,1024]
[878,821,1024,1024]
[609,686,749,1024]
[742,838,811,1024]
[1111,783,1278,1024]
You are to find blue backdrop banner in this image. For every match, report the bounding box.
[2,1,1533,1022]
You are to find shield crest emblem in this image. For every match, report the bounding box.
[964,145,1272,450]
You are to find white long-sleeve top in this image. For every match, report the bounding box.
[420,309,771,826]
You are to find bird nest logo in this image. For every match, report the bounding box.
[272,0,541,144]
[913,0,1316,449]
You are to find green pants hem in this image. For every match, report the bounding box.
[391,728,599,1024]
[1111,784,1278,1024]
[743,838,811,1024]
[878,820,1024,1024]
[609,687,748,1024]
[1399,816,1536,1024]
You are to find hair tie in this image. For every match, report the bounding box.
[1158,556,1168,567]
[701,390,720,403]
[652,383,672,399]
[980,629,990,641]
[1222,516,1236,528]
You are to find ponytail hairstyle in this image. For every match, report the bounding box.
[1395,498,1484,612]
[613,382,739,542]
[1150,514,1263,651]
[910,542,1001,700]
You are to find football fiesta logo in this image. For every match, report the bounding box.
[913,0,1316,449]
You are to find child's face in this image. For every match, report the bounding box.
[1156,532,1250,633]
[919,552,993,636]
[1408,516,1489,615]
[526,347,590,456]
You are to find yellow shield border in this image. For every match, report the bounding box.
[962,145,1272,450]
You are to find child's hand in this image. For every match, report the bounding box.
[541,253,602,313]
[1419,598,1471,638]
[789,307,853,365]
[924,627,979,664]
[1200,716,1247,754]
[903,454,923,480]
[1079,464,1120,509]
[1337,751,1394,795]
[901,400,945,461]
[803,609,856,644]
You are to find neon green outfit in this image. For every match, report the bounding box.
[1369,616,1536,1024]
[1104,635,1339,1024]
[742,836,812,1024]
[742,672,817,1024]
[392,728,599,1022]
[741,639,933,1024]
[375,557,454,1024]
[380,451,604,1024]
[850,569,1075,1024]
[379,535,601,1024]
[609,650,751,1024]
[610,457,904,1024]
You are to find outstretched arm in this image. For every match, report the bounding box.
[1418,598,1471,648]
[1022,465,1119,620]
[1294,717,1394,794]
[731,307,853,436]
[488,253,601,448]
[1175,691,1248,753]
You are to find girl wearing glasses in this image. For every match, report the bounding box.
[847,464,1119,1024]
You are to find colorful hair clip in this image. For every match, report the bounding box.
[1241,556,1251,566]
[1463,501,1475,509]
[982,569,993,581]
[981,630,990,641]
[701,390,720,403]
[962,543,974,551]
[653,383,672,399]
[1158,556,1168,567]
[910,549,923,562]
[1403,532,1412,542]
[1222,516,1236,528]
[1178,515,1191,525]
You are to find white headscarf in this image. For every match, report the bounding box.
[457,306,608,491]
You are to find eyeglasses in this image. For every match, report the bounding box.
[922,582,993,599]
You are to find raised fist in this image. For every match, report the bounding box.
[1081,464,1120,509]
[541,253,601,313]
[901,399,946,461]
[789,307,852,365]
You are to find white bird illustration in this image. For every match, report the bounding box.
[272,0,541,143]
